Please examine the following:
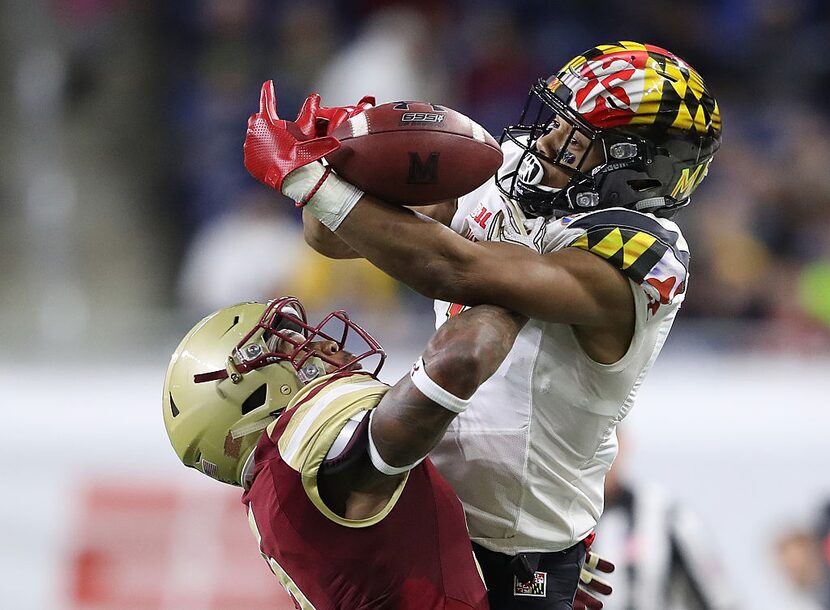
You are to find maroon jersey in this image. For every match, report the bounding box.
[242,373,489,610]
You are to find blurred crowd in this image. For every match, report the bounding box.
[158,0,830,351]
[5,0,830,351]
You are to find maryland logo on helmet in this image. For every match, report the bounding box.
[551,41,721,139]
[497,40,721,218]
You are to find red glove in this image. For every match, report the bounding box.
[243,81,341,192]
[574,549,614,610]
[294,92,376,138]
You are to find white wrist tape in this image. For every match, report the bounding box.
[367,409,425,476]
[410,357,471,414]
[281,162,364,231]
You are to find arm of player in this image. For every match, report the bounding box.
[242,81,630,345]
[301,199,459,259]
[318,195,633,363]
[302,209,363,259]
[369,304,527,471]
[335,195,632,322]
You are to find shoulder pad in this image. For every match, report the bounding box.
[278,373,387,474]
[564,208,689,305]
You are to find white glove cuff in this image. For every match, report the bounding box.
[281,163,364,232]
[410,357,471,413]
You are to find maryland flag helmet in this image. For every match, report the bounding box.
[498,41,722,218]
[162,297,385,487]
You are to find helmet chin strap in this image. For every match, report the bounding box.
[230,414,279,440]
[518,154,603,215]
[634,196,670,212]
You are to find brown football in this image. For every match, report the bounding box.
[325,101,503,205]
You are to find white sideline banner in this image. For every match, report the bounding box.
[1,354,828,610]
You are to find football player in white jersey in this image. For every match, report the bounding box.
[243,41,721,610]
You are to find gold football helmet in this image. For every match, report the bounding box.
[162,297,385,487]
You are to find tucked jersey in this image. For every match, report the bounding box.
[431,175,689,555]
[242,372,489,610]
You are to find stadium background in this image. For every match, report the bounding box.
[2,1,829,608]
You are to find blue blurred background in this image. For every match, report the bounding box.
[2,1,830,609]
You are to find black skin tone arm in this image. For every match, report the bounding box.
[317,304,527,520]
[304,188,633,362]
[318,193,634,364]
[301,200,458,259]
[307,188,631,518]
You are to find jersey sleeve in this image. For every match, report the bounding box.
[276,373,405,528]
[561,208,690,308]
[277,373,388,476]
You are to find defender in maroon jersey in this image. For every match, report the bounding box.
[164,297,524,609]
[164,297,612,609]
[243,371,491,609]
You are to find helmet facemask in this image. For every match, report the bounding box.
[194,296,386,386]
[499,78,649,218]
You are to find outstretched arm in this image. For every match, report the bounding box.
[301,199,459,259]
[281,164,632,332]
[329,194,633,330]
[370,304,527,470]
[302,209,362,259]
[243,81,632,337]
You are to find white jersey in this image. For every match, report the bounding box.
[430,177,690,554]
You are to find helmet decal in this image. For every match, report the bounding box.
[670,158,712,200]
[551,41,720,137]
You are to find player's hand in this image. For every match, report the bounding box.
[574,550,614,610]
[243,80,341,192]
[295,93,376,138]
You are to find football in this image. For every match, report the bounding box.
[325,102,503,205]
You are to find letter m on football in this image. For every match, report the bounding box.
[407,152,440,184]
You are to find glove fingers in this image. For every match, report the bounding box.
[259,80,280,123]
[296,93,322,138]
[324,107,351,134]
[579,569,613,595]
[355,95,376,111]
[585,551,615,573]
[574,588,602,610]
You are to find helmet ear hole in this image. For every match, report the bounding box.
[241,384,267,415]
[629,179,662,192]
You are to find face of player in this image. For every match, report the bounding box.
[306,339,360,373]
[533,114,603,189]
[268,331,360,375]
